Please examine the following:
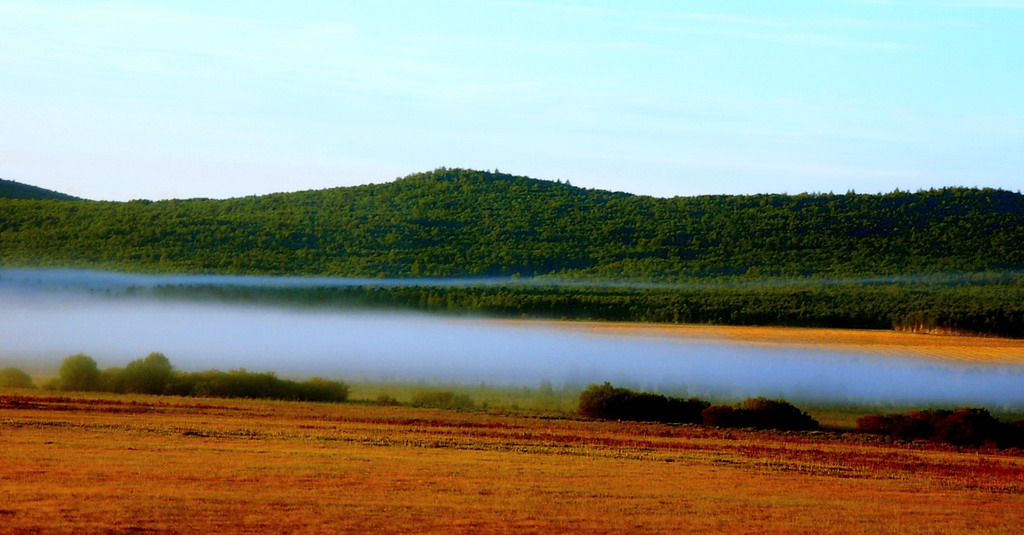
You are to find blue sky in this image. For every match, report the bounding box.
[1,1,1021,200]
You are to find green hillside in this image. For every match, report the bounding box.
[0,168,1022,279]
[0,178,81,201]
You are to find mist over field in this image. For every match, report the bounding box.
[2,268,1023,407]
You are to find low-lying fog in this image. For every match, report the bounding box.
[2,269,1023,407]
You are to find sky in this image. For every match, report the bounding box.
[1,1,1021,201]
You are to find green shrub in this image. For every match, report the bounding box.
[177,369,287,399]
[43,352,350,403]
[57,354,102,392]
[0,367,35,388]
[120,352,175,394]
[100,367,126,393]
[376,393,400,406]
[293,377,350,402]
[169,368,349,402]
[411,390,474,410]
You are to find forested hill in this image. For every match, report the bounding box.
[0,178,81,201]
[1,168,1021,280]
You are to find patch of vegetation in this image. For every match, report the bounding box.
[0,367,35,388]
[46,353,349,403]
[146,272,1024,338]
[0,178,81,200]
[54,354,102,391]
[346,381,580,414]
[702,398,820,431]
[102,352,174,394]
[579,383,1024,448]
[410,390,475,410]
[375,393,400,406]
[579,383,819,432]
[578,382,708,424]
[2,168,1021,281]
[6,168,1023,336]
[856,408,1024,448]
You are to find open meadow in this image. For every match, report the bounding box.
[2,389,1024,534]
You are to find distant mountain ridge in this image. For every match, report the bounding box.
[0,168,1021,280]
[0,178,81,201]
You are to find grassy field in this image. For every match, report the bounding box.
[2,389,1023,534]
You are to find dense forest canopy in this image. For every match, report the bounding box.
[1,168,1022,280]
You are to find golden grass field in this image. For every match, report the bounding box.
[2,390,1024,534]
[510,320,1024,365]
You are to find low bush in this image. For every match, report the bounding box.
[293,377,350,402]
[578,382,709,424]
[172,369,349,402]
[0,367,35,388]
[100,353,176,394]
[376,393,400,406]
[1011,420,1024,446]
[857,408,1021,448]
[46,353,348,403]
[700,404,740,428]
[411,390,474,410]
[579,385,816,431]
[121,353,175,394]
[702,398,820,431]
[57,354,102,392]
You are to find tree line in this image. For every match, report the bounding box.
[856,408,1024,448]
[7,366,1023,448]
[2,168,1021,280]
[144,274,1024,338]
[579,383,1024,448]
[6,353,350,402]
[579,383,819,431]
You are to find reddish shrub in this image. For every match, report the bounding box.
[857,407,1019,448]
[702,398,819,431]
[701,405,739,428]
[579,383,708,424]
[934,408,1005,447]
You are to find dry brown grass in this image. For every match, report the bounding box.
[500,320,1024,365]
[2,391,1023,534]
